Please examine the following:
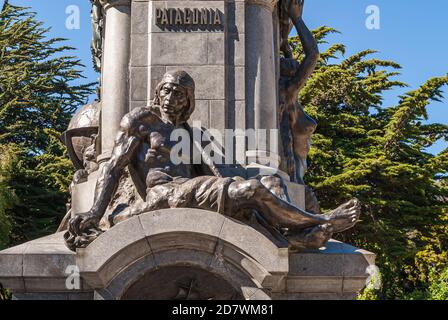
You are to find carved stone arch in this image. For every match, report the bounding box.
[76,209,289,300]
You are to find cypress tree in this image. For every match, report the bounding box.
[0,3,94,246]
[291,27,448,299]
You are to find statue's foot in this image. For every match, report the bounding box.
[324,199,361,233]
[286,224,334,249]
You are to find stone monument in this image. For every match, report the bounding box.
[0,0,375,300]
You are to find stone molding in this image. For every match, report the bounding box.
[0,224,375,300]
[76,208,289,298]
[99,0,131,10]
[246,0,279,12]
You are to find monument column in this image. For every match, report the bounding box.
[98,0,131,160]
[245,0,280,172]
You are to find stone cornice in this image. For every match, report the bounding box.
[246,0,279,12]
[99,0,131,10]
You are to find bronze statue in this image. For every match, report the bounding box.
[57,102,101,233]
[279,0,319,185]
[90,0,103,73]
[64,70,360,251]
[279,0,294,59]
[278,0,322,217]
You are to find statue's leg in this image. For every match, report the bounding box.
[112,176,232,225]
[228,179,329,229]
[259,175,291,202]
[323,199,361,233]
[228,179,360,231]
[112,184,172,225]
[305,185,321,214]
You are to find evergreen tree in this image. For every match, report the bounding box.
[0,3,94,245]
[0,144,16,249]
[290,27,448,299]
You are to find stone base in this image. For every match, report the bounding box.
[0,209,375,300]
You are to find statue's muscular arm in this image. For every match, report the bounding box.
[287,0,319,95]
[69,112,145,234]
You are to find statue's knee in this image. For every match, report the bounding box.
[248,179,264,192]
[260,175,284,189]
[228,179,264,200]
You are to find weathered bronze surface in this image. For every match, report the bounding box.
[90,0,103,73]
[61,101,100,171]
[278,0,322,216]
[279,0,318,184]
[64,70,360,251]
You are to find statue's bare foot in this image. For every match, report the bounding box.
[286,223,334,250]
[324,199,361,233]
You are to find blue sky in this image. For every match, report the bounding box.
[7,0,448,154]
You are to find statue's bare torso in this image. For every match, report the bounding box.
[65,70,360,252]
[123,108,194,189]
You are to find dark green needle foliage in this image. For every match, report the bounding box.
[0,1,446,299]
[0,2,94,248]
[290,27,448,299]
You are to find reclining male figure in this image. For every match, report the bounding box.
[65,70,360,251]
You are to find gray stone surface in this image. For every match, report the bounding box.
[229,66,246,101]
[0,216,374,300]
[166,66,225,100]
[217,215,289,274]
[288,240,375,277]
[286,276,343,293]
[151,33,209,65]
[70,170,100,215]
[247,289,272,300]
[139,208,226,239]
[76,216,150,288]
[147,66,166,100]
[13,292,94,300]
[278,240,375,297]
[207,33,225,65]
[245,2,278,158]
[130,66,148,101]
[76,209,286,299]
[0,233,92,296]
[189,100,210,128]
[131,1,149,34]
[209,100,226,132]
[227,33,245,66]
[100,0,132,155]
[271,292,358,300]
[130,34,148,67]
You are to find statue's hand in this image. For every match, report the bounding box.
[288,0,305,21]
[68,212,100,236]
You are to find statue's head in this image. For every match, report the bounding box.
[153,70,195,124]
[280,57,300,78]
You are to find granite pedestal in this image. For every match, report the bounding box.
[0,209,375,300]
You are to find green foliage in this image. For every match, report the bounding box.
[0,281,12,300]
[0,144,17,249]
[403,267,448,300]
[290,27,448,299]
[357,285,380,300]
[428,267,448,300]
[0,3,94,245]
[357,272,382,300]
